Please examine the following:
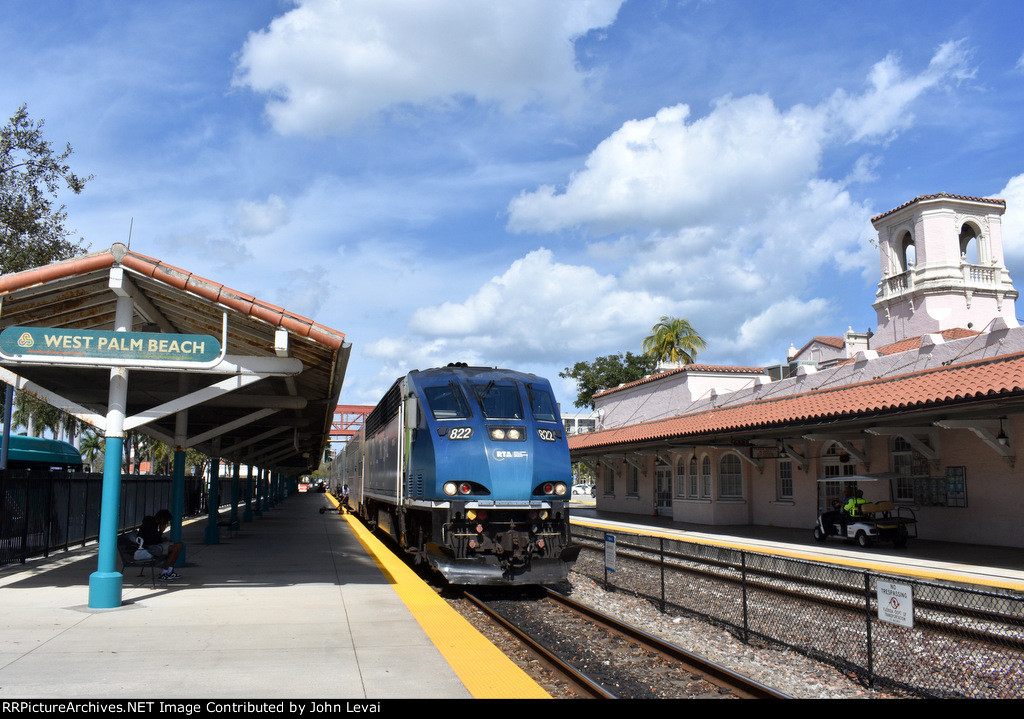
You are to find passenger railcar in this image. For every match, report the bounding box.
[336,364,580,585]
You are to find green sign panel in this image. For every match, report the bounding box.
[0,326,221,364]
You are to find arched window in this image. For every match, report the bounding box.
[821,441,857,478]
[675,456,687,497]
[603,463,615,495]
[700,456,712,499]
[718,454,743,499]
[892,436,929,502]
[900,231,916,271]
[655,458,672,509]
[688,456,699,498]
[959,223,980,264]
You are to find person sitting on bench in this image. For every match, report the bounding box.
[139,509,184,582]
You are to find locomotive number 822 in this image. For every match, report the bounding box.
[336,364,581,585]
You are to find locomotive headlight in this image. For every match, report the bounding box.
[554,483,568,496]
[443,482,458,496]
[488,426,526,441]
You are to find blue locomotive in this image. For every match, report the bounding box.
[336,364,580,585]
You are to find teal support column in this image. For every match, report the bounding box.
[88,289,132,609]
[88,434,124,608]
[230,462,240,530]
[243,464,253,522]
[171,446,187,567]
[2,383,13,469]
[171,388,187,566]
[204,456,220,544]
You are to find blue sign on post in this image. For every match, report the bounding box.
[604,532,616,572]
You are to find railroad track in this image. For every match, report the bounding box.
[571,530,1024,651]
[463,587,791,699]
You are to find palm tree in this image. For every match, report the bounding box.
[79,430,104,471]
[642,316,707,367]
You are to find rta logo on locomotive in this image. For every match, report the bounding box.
[493,449,528,461]
[334,363,582,585]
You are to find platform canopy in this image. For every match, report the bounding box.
[0,244,351,475]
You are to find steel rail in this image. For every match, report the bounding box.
[462,590,616,699]
[543,587,792,699]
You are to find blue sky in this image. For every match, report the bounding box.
[3,0,1024,412]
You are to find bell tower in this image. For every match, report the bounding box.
[871,193,1018,347]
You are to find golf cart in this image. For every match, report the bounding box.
[813,475,918,548]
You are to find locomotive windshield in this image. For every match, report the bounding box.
[527,384,558,423]
[423,383,472,420]
[473,382,523,420]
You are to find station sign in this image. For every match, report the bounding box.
[0,326,221,365]
[876,580,914,628]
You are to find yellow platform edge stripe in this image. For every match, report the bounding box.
[334,504,550,699]
[572,517,1024,592]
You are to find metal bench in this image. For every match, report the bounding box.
[116,532,161,588]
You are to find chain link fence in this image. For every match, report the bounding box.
[571,523,1024,699]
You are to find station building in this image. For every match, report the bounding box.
[568,193,1024,548]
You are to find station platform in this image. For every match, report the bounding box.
[568,502,1024,591]
[0,493,549,700]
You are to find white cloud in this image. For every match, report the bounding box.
[234,0,623,135]
[232,195,289,236]
[369,248,669,366]
[996,173,1024,265]
[507,97,826,235]
[508,43,973,238]
[273,267,333,319]
[827,40,974,143]
[498,44,971,365]
[728,297,833,356]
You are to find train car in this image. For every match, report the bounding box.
[339,364,580,585]
[1,434,83,471]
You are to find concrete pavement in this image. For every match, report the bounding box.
[0,493,476,699]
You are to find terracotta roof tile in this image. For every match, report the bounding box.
[570,350,1024,452]
[871,193,1005,223]
[0,244,347,349]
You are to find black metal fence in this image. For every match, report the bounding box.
[571,523,1024,699]
[0,470,219,565]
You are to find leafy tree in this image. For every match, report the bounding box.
[80,429,103,459]
[1,104,91,274]
[186,448,210,479]
[309,457,332,481]
[641,316,706,366]
[12,392,61,437]
[559,352,658,410]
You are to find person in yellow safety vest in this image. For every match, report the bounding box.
[844,489,867,520]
